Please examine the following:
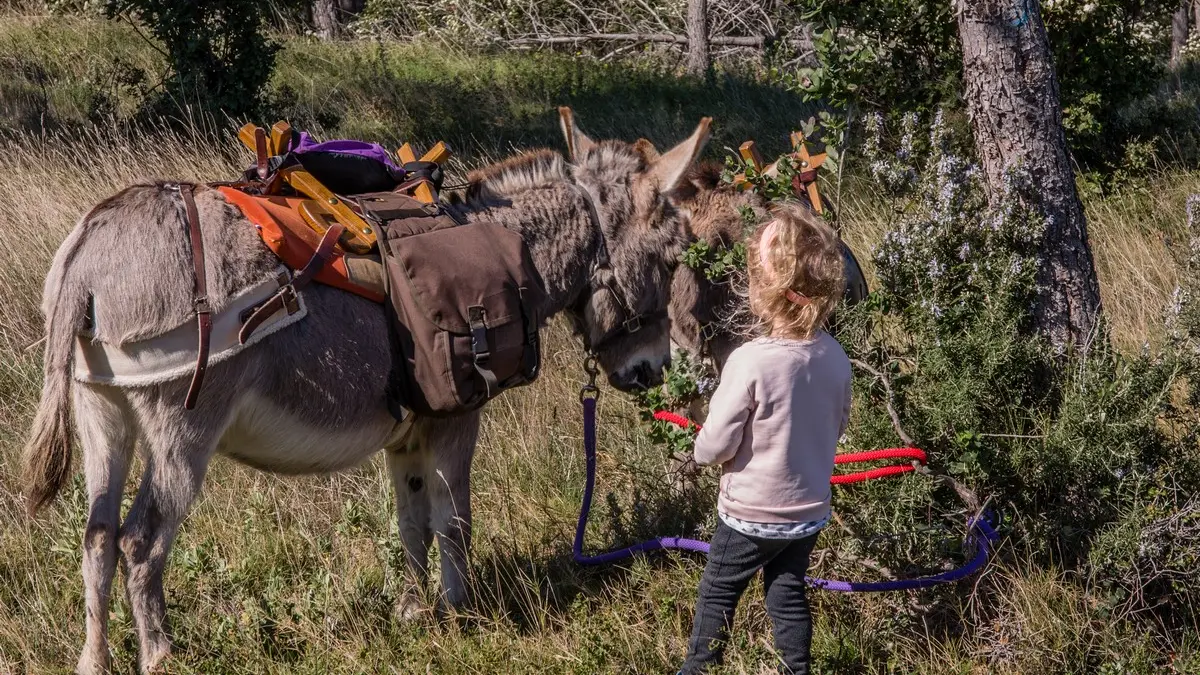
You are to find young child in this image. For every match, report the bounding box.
[680,205,851,675]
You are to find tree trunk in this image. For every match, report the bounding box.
[956,0,1102,351]
[312,0,363,40]
[1172,3,1189,67]
[685,0,710,76]
[1194,0,1200,37]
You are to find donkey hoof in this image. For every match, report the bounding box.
[393,592,432,623]
[76,648,111,675]
[139,642,171,674]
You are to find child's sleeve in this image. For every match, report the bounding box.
[693,353,756,466]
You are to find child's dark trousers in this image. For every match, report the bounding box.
[680,521,818,674]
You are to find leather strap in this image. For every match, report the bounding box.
[237,285,297,345]
[180,184,211,410]
[293,222,344,287]
[238,223,344,345]
[796,168,819,184]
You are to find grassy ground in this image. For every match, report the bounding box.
[1,13,1198,674]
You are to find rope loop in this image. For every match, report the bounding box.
[571,404,998,592]
[652,410,927,484]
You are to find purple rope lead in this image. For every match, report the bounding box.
[573,397,999,592]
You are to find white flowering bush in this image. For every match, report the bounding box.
[844,115,1199,630]
[865,111,1044,338]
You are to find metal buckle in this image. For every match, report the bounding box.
[280,285,300,315]
[469,306,489,364]
[623,315,642,334]
[579,355,600,402]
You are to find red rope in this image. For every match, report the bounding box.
[834,448,926,464]
[651,410,925,484]
[831,464,916,484]
[652,410,700,431]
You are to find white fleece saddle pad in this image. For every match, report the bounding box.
[74,268,308,387]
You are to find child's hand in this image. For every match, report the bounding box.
[665,453,702,488]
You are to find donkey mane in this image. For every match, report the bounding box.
[447,141,650,206]
[447,149,568,205]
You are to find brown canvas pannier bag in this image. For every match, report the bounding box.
[377,198,545,417]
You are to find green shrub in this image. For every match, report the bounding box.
[105,0,278,119]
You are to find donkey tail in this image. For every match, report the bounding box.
[23,236,88,516]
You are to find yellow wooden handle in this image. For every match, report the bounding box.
[270,121,293,155]
[238,123,260,153]
[395,141,453,203]
[298,200,374,255]
[284,168,377,253]
[739,141,764,171]
[421,141,452,165]
[298,199,337,235]
[397,142,417,165]
[807,182,824,214]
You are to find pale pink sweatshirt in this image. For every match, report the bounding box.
[693,332,852,524]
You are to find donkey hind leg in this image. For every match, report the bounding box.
[425,411,481,612]
[385,445,434,620]
[76,385,136,675]
[118,394,225,674]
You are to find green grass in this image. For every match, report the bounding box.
[0,14,816,166]
[1,13,1198,674]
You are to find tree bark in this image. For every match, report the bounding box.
[312,0,363,40]
[1172,3,1189,67]
[956,0,1102,351]
[1194,0,1200,37]
[685,0,710,76]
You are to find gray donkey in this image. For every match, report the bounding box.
[22,121,711,675]
[558,112,767,372]
[559,112,867,390]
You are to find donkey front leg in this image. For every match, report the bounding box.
[118,394,222,674]
[425,412,480,611]
[385,445,433,619]
[75,386,135,675]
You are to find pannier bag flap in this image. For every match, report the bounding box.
[389,222,544,334]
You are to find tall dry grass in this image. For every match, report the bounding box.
[0,121,1195,672]
[833,173,1190,352]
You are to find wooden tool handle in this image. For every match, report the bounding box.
[254,128,269,180]
[238,123,260,153]
[285,168,377,253]
[739,141,764,171]
[270,121,294,156]
[395,142,454,204]
[397,143,417,164]
[422,141,452,165]
[298,200,374,255]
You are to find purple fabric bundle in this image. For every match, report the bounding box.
[266,130,406,195]
[289,131,403,171]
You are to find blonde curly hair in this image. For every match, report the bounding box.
[747,204,845,340]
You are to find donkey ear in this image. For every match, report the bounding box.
[559,106,597,161]
[647,117,712,193]
[633,138,660,163]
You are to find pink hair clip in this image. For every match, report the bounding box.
[785,289,810,306]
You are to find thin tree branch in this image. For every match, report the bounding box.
[507,32,771,47]
[849,357,915,446]
[849,357,982,510]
